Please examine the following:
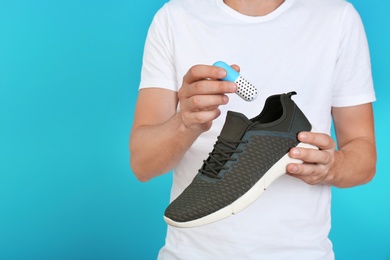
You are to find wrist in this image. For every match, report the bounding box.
[324,150,350,187]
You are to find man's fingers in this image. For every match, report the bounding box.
[298,132,336,150]
[286,163,328,185]
[183,65,226,84]
[181,109,221,128]
[182,94,229,111]
[290,147,332,165]
[182,80,236,98]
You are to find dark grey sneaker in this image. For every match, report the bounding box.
[164,92,317,228]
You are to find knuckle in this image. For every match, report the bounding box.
[193,81,205,92]
[193,113,206,124]
[189,65,202,76]
[309,169,318,177]
[306,172,320,185]
[319,152,328,163]
[178,88,185,100]
[323,151,334,164]
[217,81,227,91]
[220,82,231,93]
[324,137,333,148]
[331,139,337,149]
[191,96,202,108]
[322,135,336,149]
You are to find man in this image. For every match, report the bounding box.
[130,0,376,258]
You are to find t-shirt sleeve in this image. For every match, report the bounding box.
[331,3,376,107]
[139,6,178,92]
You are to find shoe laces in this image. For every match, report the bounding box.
[200,137,248,179]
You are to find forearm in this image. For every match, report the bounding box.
[327,137,376,188]
[130,112,201,182]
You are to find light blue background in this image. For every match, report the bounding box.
[0,0,389,259]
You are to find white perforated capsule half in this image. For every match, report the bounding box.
[235,75,258,102]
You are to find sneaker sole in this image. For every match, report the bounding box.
[164,134,318,228]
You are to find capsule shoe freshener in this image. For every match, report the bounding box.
[213,61,258,102]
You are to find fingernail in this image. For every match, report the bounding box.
[229,83,237,92]
[223,95,229,103]
[290,165,298,173]
[218,69,227,78]
[299,133,307,140]
[291,148,300,156]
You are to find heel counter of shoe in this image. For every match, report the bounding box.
[288,103,312,136]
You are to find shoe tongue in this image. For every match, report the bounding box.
[219,111,252,141]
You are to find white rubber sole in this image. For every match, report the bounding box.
[164,141,318,228]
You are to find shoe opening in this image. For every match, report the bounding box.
[254,95,283,124]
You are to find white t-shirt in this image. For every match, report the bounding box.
[139,0,375,259]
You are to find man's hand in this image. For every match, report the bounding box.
[130,64,239,181]
[286,103,376,188]
[178,64,237,134]
[287,132,336,185]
